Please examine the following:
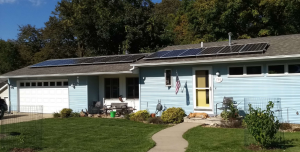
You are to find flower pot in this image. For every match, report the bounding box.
[151,113,156,118]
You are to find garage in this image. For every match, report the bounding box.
[19,80,69,113]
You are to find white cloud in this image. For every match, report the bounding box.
[29,0,45,6]
[0,0,16,4]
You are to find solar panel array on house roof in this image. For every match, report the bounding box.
[144,42,268,60]
[31,54,145,68]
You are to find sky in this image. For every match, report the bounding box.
[0,0,162,41]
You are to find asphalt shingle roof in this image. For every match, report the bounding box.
[1,34,300,78]
[134,34,300,64]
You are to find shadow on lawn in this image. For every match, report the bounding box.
[246,138,298,151]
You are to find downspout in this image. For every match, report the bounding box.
[130,66,135,71]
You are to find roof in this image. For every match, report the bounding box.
[0,79,7,90]
[132,34,300,66]
[1,34,300,78]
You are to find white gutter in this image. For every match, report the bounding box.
[0,71,133,79]
[131,54,300,67]
[0,84,8,92]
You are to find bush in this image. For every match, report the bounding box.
[60,108,73,118]
[221,103,239,120]
[124,114,130,120]
[161,107,186,124]
[53,112,60,118]
[280,123,292,130]
[147,117,164,124]
[130,110,150,122]
[70,112,80,117]
[244,101,280,148]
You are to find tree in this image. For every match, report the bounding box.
[0,40,21,74]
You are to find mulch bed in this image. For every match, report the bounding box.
[11,148,35,152]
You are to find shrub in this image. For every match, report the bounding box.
[70,112,80,117]
[244,101,280,148]
[221,103,239,120]
[124,114,130,120]
[280,123,292,130]
[53,112,60,118]
[130,110,150,122]
[60,108,73,118]
[161,107,186,124]
[147,117,164,124]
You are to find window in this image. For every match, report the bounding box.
[105,78,119,98]
[56,82,62,86]
[165,70,172,86]
[20,82,25,87]
[126,78,139,98]
[63,81,68,86]
[288,64,300,73]
[246,66,262,75]
[25,82,30,87]
[43,82,49,86]
[268,65,284,74]
[50,82,55,86]
[229,67,243,75]
[37,82,42,86]
[31,82,36,87]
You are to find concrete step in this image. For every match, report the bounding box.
[184,117,223,125]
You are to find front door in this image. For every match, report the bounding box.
[193,67,212,110]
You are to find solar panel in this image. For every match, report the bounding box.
[161,49,188,58]
[197,46,225,56]
[218,45,245,54]
[240,43,268,53]
[144,51,171,59]
[121,54,145,62]
[94,56,116,63]
[106,55,131,63]
[178,48,204,57]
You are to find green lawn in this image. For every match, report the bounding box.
[183,126,300,152]
[0,118,167,152]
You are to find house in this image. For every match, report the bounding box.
[0,79,9,108]
[0,34,300,123]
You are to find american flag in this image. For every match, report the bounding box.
[175,72,181,94]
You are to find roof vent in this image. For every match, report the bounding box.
[228,32,232,46]
[201,42,203,47]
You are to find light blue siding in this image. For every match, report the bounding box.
[69,76,88,112]
[8,78,18,111]
[213,62,300,124]
[140,66,194,115]
[140,60,300,124]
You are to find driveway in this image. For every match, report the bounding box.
[0,113,52,125]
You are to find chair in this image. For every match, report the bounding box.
[89,101,102,114]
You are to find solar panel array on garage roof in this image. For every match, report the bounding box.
[144,42,268,60]
[31,54,146,68]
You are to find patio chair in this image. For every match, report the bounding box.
[89,101,102,114]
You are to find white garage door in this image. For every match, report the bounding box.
[19,80,69,113]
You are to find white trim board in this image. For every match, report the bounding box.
[131,54,300,67]
[0,84,8,92]
[0,71,133,79]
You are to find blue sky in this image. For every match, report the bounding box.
[0,0,162,41]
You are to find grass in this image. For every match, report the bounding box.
[183,126,300,152]
[0,118,167,152]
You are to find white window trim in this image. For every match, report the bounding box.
[165,69,172,87]
[228,65,264,77]
[266,64,287,76]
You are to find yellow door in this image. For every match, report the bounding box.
[195,70,210,107]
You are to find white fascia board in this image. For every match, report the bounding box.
[0,71,133,79]
[131,54,300,67]
[0,84,8,92]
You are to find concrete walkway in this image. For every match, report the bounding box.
[148,123,200,152]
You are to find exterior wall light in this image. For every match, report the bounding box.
[216,71,220,77]
[10,85,14,89]
[71,83,75,89]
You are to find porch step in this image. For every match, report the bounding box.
[183,117,223,125]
